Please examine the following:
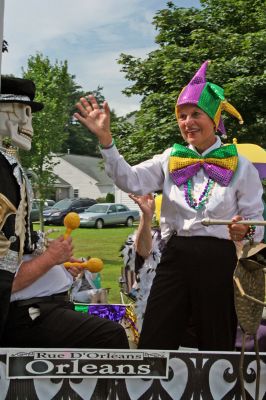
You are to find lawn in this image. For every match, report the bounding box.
[33,224,135,303]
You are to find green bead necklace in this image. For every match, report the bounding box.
[184,178,215,210]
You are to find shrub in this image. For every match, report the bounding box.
[106,193,115,203]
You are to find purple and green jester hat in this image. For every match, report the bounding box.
[169,61,244,188]
[175,60,243,138]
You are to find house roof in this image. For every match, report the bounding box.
[53,174,71,188]
[60,154,114,185]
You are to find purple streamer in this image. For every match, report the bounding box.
[88,304,126,322]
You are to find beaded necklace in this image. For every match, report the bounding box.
[184,178,215,210]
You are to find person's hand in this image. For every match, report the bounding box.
[74,95,113,147]
[42,228,59,251]
[228,215,249,242]
[67,266,83,279]
[45,236,73,266]
[65,257,83,279]
[129,193,155,221]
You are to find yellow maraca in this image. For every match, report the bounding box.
[63,212,80,239]
[86,257,104,272]
[64,257,104,272]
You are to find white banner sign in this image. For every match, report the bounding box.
[7,349,169,379]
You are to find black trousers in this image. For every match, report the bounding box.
[0,270,14,343]
[138,235,238,351]
[2,299,129,349]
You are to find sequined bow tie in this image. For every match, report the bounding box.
[169,144,238,187]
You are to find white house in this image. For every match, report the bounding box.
[115,188,139,210]
[52,154,114,201]
[52,154,140,210]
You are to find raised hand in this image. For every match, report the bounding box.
[129,193,155,221]
[74,95,113,147]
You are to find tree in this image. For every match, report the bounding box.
[113,0,266,164]
[20,53,77,229]
[19,53,119,229]
[62,85,104,157]
[62,85,119,156]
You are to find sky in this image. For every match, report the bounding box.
[1,0,200,117]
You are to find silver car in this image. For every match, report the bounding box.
[79,203,140,229]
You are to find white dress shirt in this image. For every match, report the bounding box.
[101,136,264,242]
[11,254,73,301]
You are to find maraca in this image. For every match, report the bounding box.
[86,257,104,272]
[63,212,80,239]
[64,257,104,272]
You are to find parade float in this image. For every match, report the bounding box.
[0,212,265,399]
[0,0,265,397]
[1,143,265,399]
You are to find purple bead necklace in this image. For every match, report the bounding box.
[184,178,215,210]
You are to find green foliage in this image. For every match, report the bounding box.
[19,56,115,172]
[19,54,119,231]
[114,0,266,163]
[96,197,107,203]
[62,85,106,157]
[63,85,120,157]
[106,193,115,203]
[95,192,115,203]
[20,54,75,228]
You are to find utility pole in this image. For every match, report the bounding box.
[0,0,5,93]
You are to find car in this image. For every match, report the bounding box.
[79,203,140,229]
[30,199,56,222]
[43,197,97,225]
[43,199,56,207]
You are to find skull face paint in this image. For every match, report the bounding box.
[0,102,33,150]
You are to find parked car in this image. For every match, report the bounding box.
[79,203,140,229]
[30,199,56,222]
[43,199,56,208]
[43,198,97,225]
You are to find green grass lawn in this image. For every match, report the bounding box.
[33,224,135,303]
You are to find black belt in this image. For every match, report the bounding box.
[11,292,69,307]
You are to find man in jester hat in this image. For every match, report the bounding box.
[75,60,264,351]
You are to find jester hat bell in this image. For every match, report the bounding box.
[176,60,243,137]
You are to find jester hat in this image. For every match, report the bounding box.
[176,60,243,137]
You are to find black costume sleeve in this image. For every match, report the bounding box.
[0,153,21,252]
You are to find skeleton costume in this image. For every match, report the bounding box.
[0,79,130,350]
[0,77,43,341]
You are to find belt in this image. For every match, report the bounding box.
[11,292,69,307]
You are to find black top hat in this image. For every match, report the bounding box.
[0,76,44,112]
